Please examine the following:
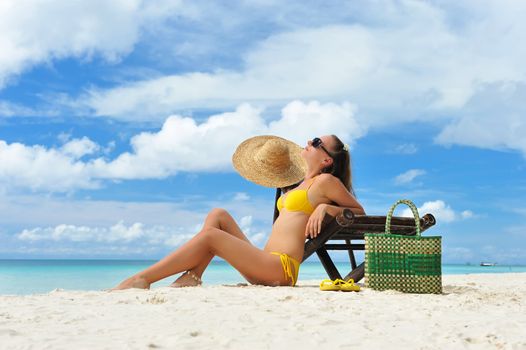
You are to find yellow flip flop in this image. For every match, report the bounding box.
[320,279,341,291]
[320,278,360,292]
[339,278,360,292]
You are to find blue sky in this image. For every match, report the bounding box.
[0,0,525,264]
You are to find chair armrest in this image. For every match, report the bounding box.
[302,209,354,261]
[302,209,437,261]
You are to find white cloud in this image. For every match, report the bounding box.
[435,82,526,156]
[82,22,422,121]
[0,101,362,192]
[2,0,525,161]
[400,200,473,223]
[461,210,474,219]
[89,100,362,180]
[18,221,144,242]
[233,192,250,201]
[238,215,269,246]
[76,1,526,158]
[0,190,274,233]
[81,1,526,119]
[512,208,526,217]
[0,139,99,192]
[3,0,525,160]
[16,221,200,248]
[394,169,426,185]
[249,232,268,246]
[61,137,100,158]
[15,218,270,253]
[393,143,418,155]
[418,201,456,223]
[0,186,276,255]
[57,132,72,144]
[268,101,363,145]
[11,202,271,253]
[239,215,252,230]
[0,0,184,88]
[0,100,40,117]
[443,247,474,262]
[164,233,200,247]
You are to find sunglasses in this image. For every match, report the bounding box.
[311,137,334,158]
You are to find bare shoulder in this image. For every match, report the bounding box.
[313,173,345,196]
[314,174,365,214]
[316,173,340,187]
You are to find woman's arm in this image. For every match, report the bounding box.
[305,174,365,238]
[318,174,365,215]
[323,203,365,217]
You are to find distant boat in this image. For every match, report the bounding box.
[480,262,497,266]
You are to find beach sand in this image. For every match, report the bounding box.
[1,273,525,349]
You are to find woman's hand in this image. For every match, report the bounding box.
[305,204,328,239]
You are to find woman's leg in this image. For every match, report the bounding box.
[113,226,286,290]
[171,208,250,286]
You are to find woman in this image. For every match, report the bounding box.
[113,135,365,289]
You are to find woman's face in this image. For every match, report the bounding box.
[301,135,336,167]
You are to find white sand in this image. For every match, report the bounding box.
[1,273,525,349]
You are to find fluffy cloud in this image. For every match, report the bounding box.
[82,1,526,118]
[94,100,361,180]
[461,210,474,219]
[0,139,98,192]
[60,137,100,158]
[0,100,363,191]
[78,1,526,158]
[3,0,525,158]
[16,220,240,249]
[0,0,184,88]
[435,82,526,156]
[0,189,273,235]
[15,216,269,253]
[233,192,250,201]
[83,21,435,121]
[394,169,426,185]
[18,221,147,243]
[0,100,41,117]
[393,144,418,155]
[238,215,268,246]
[400,200,473,223]
[3,187,273,257]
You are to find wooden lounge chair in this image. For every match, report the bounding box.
[272,188,437,282]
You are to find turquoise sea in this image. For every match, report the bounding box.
[1,259,525,296]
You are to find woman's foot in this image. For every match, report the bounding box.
[170,270,202,288]
[112,276,150,290]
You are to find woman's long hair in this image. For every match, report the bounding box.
[321,135,356,197]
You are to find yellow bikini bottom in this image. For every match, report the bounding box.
[270,252,300,286]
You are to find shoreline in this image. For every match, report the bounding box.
[2,261,526,296]
[1,273,525,349]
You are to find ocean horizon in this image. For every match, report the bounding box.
[1,259,525,296]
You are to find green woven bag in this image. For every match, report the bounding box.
[364,199,442,294]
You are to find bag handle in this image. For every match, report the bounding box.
[385,199,421,236]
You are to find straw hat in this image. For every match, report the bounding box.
[232,135,307,188]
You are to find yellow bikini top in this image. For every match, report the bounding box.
[276,176,317,215]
